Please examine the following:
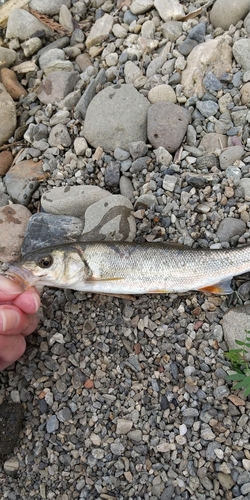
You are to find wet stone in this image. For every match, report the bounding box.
[0,402,24,455]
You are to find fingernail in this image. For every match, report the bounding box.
[32,292,40,312]
[0,309,20,332]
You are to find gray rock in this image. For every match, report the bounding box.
[46,415,59,433]
[0,84,16,146]
[244,11,250,32]
[163,174,178,192]
[116,419,133,434]
[178,39,198,57]
[3,456,20,475]
[48,124,72,148]
[129,141,148,160]
[86,13,114,49]
[21,38,43,58]
[74,137,88,156]
[127,429,143,442]
[147,102,189,153]
[0,205,31,261]
[222,305,250,360]
[84,84,150,151]
[57,407,72,422]
[81,195,136,242]
[216,218,246,243]
[114,148,130,161]
[161,21,182,42]
[210,0,250,30]
[0,47,16,68]
[76,68,106,120]
[134,194,157,208]
[225,166,242,185]
[154,146,173,166]
[37,37,70,57]
[196,100,219,118]
[188,22,206,43]
[104,161,120,187]
[24,123,48,144]
[240,178,250,201]
[29,0,71,15]
[41,185,110,217]
[0,402,24,455]
[6,9,52,40]
[160,485,175,500]
[110,442,125,455]
[57,89,81,111]
[39,49,66,70]
[203,71,223,92]
[233,39,250,71]
[130,0,154,15]
[119,176,134,201]
[21,213,85,254]
[4,159,46,206]
[37,71,79,105]
[219,146,244,170]
[154,0,185,21]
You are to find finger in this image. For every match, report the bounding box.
[0,305,28,335]
[0,275,24,301]
[13,287,40,314]
[0,334,26,371]
[21,313,39,337]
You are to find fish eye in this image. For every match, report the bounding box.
[37,255,53,269]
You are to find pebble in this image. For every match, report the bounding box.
[181,36,232,97]
[84,84,150,151]
[0,47,16,69]
[116,419,133,434]
[210,0,250,30]
[6,9,52,40]
[233,39,250,71]
[0,150,13,176]
[222,305,250,359]
[219,145,244,169]
[148,84,176,104]
[86,13,114,49]
[216,218,246,243]
[0,204,31,261]
[154,0,185,21]
[48,123,72,148]
[0,83,16,146]
[46,415,59,433]
[3,456,20,475]
[37,71,79,105]
[5,159,46,206]
[0,68,27,100]
[29,0,71,15]
[41,185,110,217]
[147,102,189,153]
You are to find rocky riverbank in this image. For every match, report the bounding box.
[1,0,250,498]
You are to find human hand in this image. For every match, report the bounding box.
[0,275,40,371]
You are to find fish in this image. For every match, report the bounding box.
[6,241,250,296]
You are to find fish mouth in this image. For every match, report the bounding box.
[6,263,38,290]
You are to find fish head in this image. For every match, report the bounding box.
[7,245,91,289]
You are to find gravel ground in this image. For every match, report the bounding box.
[1,1,250,499]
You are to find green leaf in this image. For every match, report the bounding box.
[235,340,247,346]
[227,373,246,381]
[244,385,250,397]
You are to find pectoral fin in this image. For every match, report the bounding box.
[199,279,233,295]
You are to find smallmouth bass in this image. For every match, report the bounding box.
[6,241,250,295]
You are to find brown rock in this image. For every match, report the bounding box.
[0,68,27,100]
[0,83,16,147]
[4,159,47,206]
[0,150,13,175]
[147,102,190,153]
[37,71,79,105]
[240,82,250,105]
[75,53,93,73]
[199,133,227,153]
[181,35,232,98]
[0,204,31,261]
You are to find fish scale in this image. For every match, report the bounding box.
[6,241,250,295]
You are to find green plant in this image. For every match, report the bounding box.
[225,331,250,397]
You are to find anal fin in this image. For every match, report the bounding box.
[199,279,233,295]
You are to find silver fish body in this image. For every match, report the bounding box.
[7,241,250,295]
